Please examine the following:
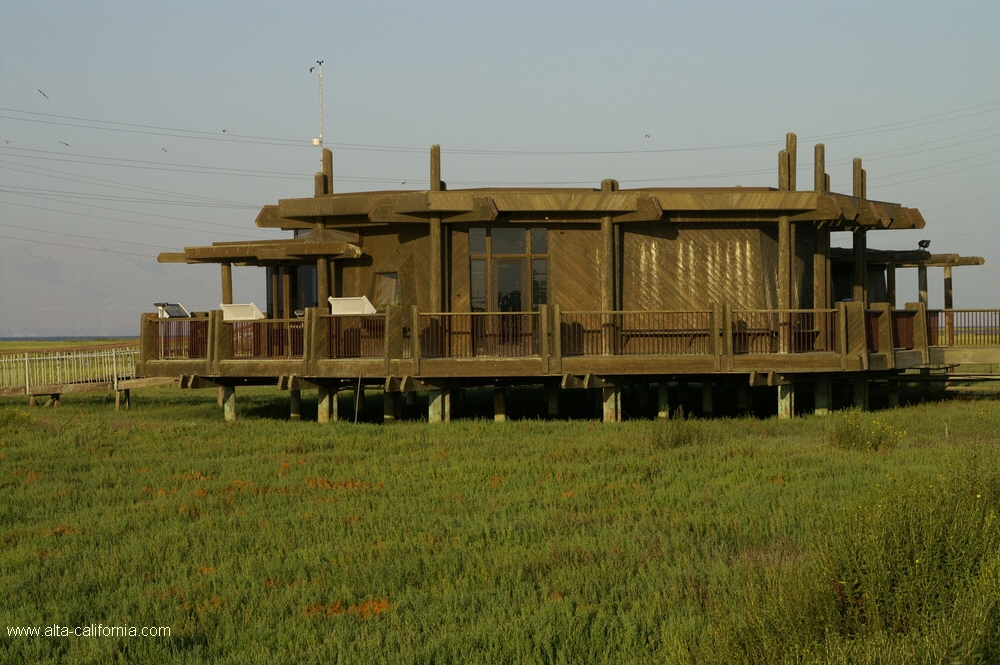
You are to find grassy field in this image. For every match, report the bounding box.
[1,388,999,664]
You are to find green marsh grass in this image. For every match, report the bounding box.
[1,389,999,663]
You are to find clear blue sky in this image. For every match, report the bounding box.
[2,1,999,336]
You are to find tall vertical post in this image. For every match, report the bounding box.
[317,257,329,306]
[600,179,617,355]
[944,264,955,345]
[853,229,867,306]
[918,263,928,305]
[223,385,236,421]
[814,143,826,192]
[221,263,233,305]
[602,386,621,423]
[887,261,897,308]
[282,265,292,319]
[318,386,332,423]
[322,148,333,193]
[778,150,790,191]
[814,379,832,416]
[289,390,301,421]
[852,158,867,306]
[429,145,442,313]
[786,132,797,191]
[494,388,507,422]
[701,382,714,416]
[737,383,752,414]
[777,383,794,419]
[778,215,792,353]
[657,381,670,419]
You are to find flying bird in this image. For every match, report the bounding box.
[4,141,9,145]
[644,134,650,138]
[162,148,167,152]
[58,141,72,147]
[38,89,49,99]
[222,129,227,133]
[310,67,315,73]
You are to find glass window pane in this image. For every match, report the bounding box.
[469,228,486,255]
[495,260,524,312]
[492,227,525,255]
[532,259,547,310]
[470,259,487,312]
[372,273,400,309]
[530,228,547,255]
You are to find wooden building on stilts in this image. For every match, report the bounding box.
[138,133,992,421]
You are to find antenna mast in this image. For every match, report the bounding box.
[310,60,324,165]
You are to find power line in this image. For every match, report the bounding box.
[0,222,171,250]
[0,234,158,259]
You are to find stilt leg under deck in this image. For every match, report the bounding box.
[289,390,301,421]
[429,390,450,423]
[384,391,400,423]
[657,382,670,419]
[778,384,795,420]
[814,379,832,416]
[494,388,507,422]
[853,379,869,411]
[317,387,332,423]
[737,384,752,413]
[223,385,236,421]
[702,382,714,416]
[603,387,621,422]
[546,385,559,417]
[888,383,900,409]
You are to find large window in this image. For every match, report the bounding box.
[469,227,547,312]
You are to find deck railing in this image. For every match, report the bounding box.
[230,319,304,359]
[927,309,1000,347]
[561,311,712,356]
[1,345,138,392]
[731,309,837,354]
[154,319,209,359]
[325,315,386,359]
[418,312,541,358]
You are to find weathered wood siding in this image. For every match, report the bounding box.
[340,228,429,311]
[549,225,601,310]
[621,224,780,310]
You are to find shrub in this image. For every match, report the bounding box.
[0,407,34,430]
[829,409,906,452]
[651,406,704,449]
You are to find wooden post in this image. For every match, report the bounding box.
[852,229,867,306]
[223,385,236,421]
[282,265,292,319]
[814,143,826,192]
[494,387,507,422]
[289,389,301,421]
[888,383,900,408]
[383,390,400,423]
[602,386,621,423]
[778,150,790,191]
[944,265,955,346]
[322,148,333,193]
[778,215,791,353]
[317,257,329,306]
[887,261,897,308]
[221,263,233,305]
[332,389,341,421]
[786,133,797,191]
[546,385,559,417]
[430,145,442,312]
[853,379,869,411]
[918,264,928,305]
[270,268,280,317]
[318,386,332,423]
[600,179,618,319]
[657,381,670,419]
[737,384,752,413]
[777,384,794,419]
[814,379,832,416]
[701,382,714,416]
[429,389,450,423]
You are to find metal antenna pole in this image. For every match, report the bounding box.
[311,60,325,165]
